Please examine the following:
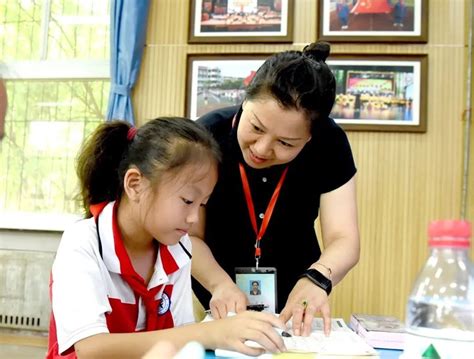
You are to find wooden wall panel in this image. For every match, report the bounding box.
[468,0,474,262]
[134,0,472,322]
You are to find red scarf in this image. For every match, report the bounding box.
[91,202,175,331]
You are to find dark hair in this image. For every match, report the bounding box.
[245,41,335,131]
[76,117,221,217]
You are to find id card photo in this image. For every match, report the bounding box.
[235,267,277,314]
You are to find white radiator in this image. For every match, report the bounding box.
[0,250,54,331]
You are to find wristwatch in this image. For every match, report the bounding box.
[299,268,332,296]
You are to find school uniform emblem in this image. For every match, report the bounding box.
[158,292,170,315]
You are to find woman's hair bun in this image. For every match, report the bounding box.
[303,41,331,62]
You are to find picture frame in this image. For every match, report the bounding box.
[318,0,428,43]
[188,0,294,43]
[186,54,267,119]
[327,54,428,132]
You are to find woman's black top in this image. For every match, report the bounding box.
[193,106,356,311]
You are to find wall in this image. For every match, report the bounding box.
[133,0,472,321]
[0,230,59,332]
[468,2,474,245]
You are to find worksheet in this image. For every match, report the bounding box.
[212,317,378,357]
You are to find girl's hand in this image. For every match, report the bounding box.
[208,311,287,356]
[142,341,178,359]
[279,278,331,336]
[209,281,248,319]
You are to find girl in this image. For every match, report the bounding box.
[47,118,286,358]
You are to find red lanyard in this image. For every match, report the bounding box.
[239,163,288,268]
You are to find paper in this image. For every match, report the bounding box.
[214,318,378,358]
[252,319,376,355]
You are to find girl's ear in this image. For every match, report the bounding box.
[123,167,145,202]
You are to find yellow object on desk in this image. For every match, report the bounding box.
[273,353,314,358]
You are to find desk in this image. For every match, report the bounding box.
[206,348,403,358]
[0,328,403,359]
[376,349,403,358]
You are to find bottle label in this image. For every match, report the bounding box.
[403,332,474,358]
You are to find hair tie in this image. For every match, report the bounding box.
[302,52,322,70]
[127,127,137,141]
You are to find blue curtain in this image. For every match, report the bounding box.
[106,0,151,124]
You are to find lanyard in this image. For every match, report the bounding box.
[239,163,288,269]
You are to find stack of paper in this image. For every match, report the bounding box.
[349,313,405,350]
[215,318,378,358]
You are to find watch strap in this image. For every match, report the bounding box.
[299,268,332,295]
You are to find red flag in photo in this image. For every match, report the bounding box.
[243,71,256,87]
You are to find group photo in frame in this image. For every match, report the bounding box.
[327,55,427,132]
[188,0,294,43]
[319,0,428,43]
[186,54,266,119]
[186,54,427,132]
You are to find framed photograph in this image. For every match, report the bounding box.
[186,54,267,119]
[319,0,428,43]
[327,55,427,132]
[188,0,294,43]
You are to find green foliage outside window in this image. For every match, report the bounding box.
[0,0,110,228]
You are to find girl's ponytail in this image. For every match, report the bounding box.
[76,121,131,217]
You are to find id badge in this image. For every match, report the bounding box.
[235,267,277,313]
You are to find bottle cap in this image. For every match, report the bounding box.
[428,220,471,248]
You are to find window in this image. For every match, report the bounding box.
[0,0,110,230]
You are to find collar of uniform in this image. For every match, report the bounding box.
[149,235,192,288]
[97,202,192,287]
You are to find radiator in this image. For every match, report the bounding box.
[0,250,55,331]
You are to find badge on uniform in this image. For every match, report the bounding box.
[235,267,277,313]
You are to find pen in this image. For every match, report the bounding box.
[246,304,269,311]
[275,327,292,337]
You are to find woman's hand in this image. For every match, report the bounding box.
[278,176,360,337]
[279,278,331,336]
[209,281,248,319]
[207,311,287,356]
[189,235,248,319]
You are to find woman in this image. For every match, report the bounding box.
[193,41,360,337]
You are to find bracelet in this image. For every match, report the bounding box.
[314,262,332,279]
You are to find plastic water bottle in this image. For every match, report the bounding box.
[403,220,474,358]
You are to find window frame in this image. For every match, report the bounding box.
[0,0,110,231]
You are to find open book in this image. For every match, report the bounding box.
[211,316,378,358]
